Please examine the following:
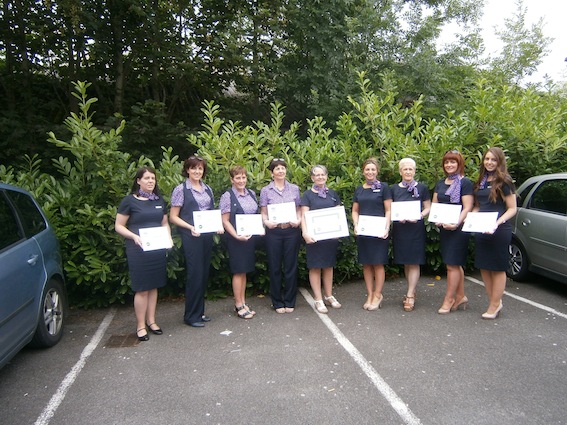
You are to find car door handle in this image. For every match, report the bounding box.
[521,219,531,227]
[27,255,39,265]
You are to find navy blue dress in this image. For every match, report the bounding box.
[433,178,473,266]
[353,183,392,265]
[474,182,514,271]
[117,195,168,292]
[221,188,259,274]
[300,189,341,269]
[391,183,430,265]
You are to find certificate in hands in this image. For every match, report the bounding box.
[462,212,499,233]
[235,214,265,236]
[428,203,462,224]
[139,226,173,251]
[193,209,223,233]
[304,206,349,241]
[267,201,297,224]
[357,215,388,238]
[391,200,422,221]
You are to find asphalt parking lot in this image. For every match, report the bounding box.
[1,274,566,425]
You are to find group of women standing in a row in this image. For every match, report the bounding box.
[115,147,516,341]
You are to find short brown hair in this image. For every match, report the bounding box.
[268,157,287,171]
[182,155,207,179]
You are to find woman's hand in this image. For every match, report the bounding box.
[303,233,316,244]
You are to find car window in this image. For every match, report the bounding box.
[6,190,47,237]
[0,192,24,250]
[528,179,567,215]
[516,182,536,207]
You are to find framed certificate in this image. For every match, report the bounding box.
[235,214,265,236]
[193,209,223,233]
[428,203,462,224]
[139,226,173,251]
[304,206,349,241]
[357,215,388,238]
[391,200,422,221]
[267,201,297,224]
[462,212,499,233]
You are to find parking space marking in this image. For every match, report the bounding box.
[299,288,422,425]
[465,276,567,319]
[34,308,117,425]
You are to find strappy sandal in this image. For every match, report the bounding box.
[235,305,254,319]
[243,304,256,315]
[403,296,415,312]
[314,300,328,314]
[324,295,342,309]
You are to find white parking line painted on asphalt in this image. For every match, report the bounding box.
[465,276,567,320]
[34,308,117,425]
[299,288,422,425]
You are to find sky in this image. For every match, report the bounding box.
[446,0,567,83]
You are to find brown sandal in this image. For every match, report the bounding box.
[403,296,415,312]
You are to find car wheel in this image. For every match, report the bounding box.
[30,279,67,348]
[507,240,530,281]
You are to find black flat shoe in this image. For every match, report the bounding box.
[137,328,149,341]
[188,322,205,327]
[146,323,163,335]
[201,315,211,322]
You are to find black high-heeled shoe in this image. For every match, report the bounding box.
[137,328,149,341]
[146,323,163,335]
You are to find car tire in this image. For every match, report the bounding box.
[30,279,67,348]
[507,239,530,281]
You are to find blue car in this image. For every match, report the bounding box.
[0,183,67,369]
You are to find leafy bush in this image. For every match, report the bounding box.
[1,75,565,308]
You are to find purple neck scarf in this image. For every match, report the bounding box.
[367,180,381,190]
[445,174,462,204]
[479,172,494,190]
[401,180,419,198]
[313,184,328,198]
[138,190,159,200]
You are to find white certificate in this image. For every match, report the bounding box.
[267,201,298,224]
[235,214,265,236]
[357,215,388,238]
[428,203,462,224]
[462,212,499,233]
[304,206,349,241]
[391,201,422,221]
[193,209,223,233]
[139,226,172,251]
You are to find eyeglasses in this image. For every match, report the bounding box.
[188,155,204,161]
[271,158,285,162]
[446,150,459,154]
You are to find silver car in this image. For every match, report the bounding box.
[0,183,67,369]
[507,173,567,283]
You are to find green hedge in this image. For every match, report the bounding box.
[1,75,565,308]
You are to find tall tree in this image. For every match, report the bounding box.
[490,0,552,84]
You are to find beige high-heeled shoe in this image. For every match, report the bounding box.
[482,301,503,319]
[451,296,469,311]
[367,294,383,311]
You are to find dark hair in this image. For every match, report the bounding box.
[442,150,465,176]
[130,166,162,197]
[361,157,380,173]
[182,155,207,179]
[229,165,247,178]
[268,158,287,171]
[475,147,515,202]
